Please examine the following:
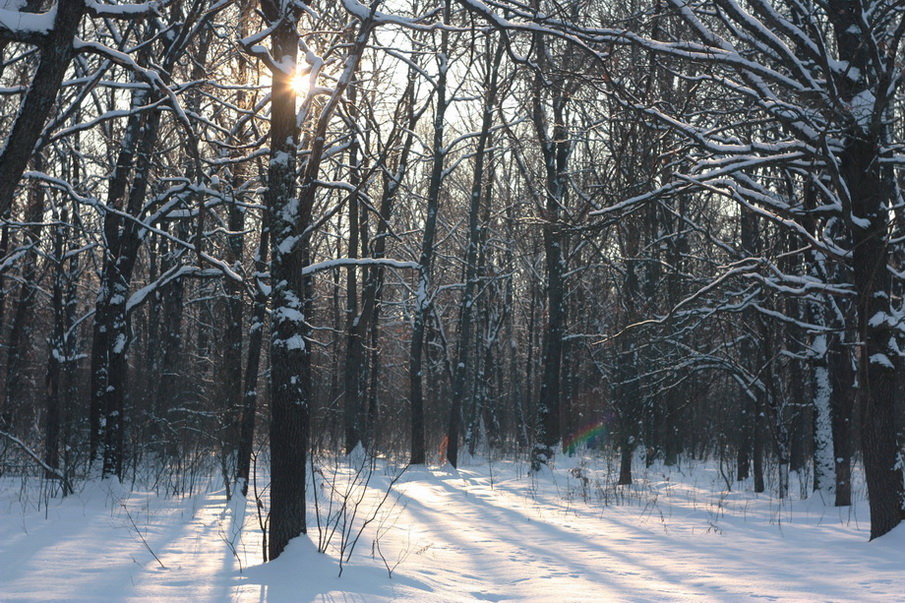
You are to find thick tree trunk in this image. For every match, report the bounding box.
[264,5,307,559]
[618,431,633,486]
[848,135,903,538]
[0,2,85,218]
[264,1,371,558]
[828,0,904,542]
[535,197,566,468]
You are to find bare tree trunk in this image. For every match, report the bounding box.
[811,330,834,495]
[738,207,765,492]
[236,223,269,497]
[233,0,261,496]
[848,140,903,537]
[448,40,502,468]
[829,335,854,507]
[262,1,307,559]
[409,2,450,465]
[343,116,366,453]
[45,200,67,486]
[3,157,44,433]
[153,231,187,457]
[261,0,373,558]
[0,2,85,218]
[529,30,571,470]
[90,92,164,477]
[828,1,904,539]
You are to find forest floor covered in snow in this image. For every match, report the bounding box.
[1,452,903,602]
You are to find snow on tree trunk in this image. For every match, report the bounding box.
[811,333,835,496]
[827,0,904,540]
[261,1,308,559]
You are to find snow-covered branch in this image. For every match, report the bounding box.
[301,258,420,276]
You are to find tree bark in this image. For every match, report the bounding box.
[263,0,373,558]
[0,1,85,219]
[529,30,571,470]
[829,335,854,507]
[262,2,307,559]
[343,119,366,454]
[828,0,904,539]
[90,89,164,476]
[3,157,44,433]
[236,216,269,497]
[448,40,502,468]
[848,137,903,538]
[409,2,450,465]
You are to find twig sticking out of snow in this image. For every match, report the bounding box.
[116,497,167,570]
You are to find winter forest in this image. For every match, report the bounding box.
[1,0,905,599]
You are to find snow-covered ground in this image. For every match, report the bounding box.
[1,454,903,602]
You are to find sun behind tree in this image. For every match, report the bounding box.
[290,67,312,96]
